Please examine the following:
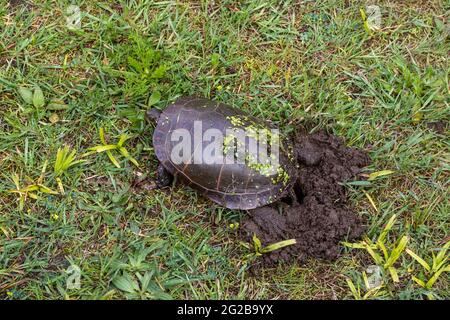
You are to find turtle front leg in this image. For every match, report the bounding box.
[156,164,173,188]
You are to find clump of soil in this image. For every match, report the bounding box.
[240,131,371,266]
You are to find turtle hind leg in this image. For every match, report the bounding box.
[156,164,173,188]
[280,184,304,207]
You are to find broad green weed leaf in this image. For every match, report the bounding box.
[33,86,45,108]
[18,87,33,104]
[148,91,161,107]
[113,275,139,293]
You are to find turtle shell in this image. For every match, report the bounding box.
[152,96,297,210]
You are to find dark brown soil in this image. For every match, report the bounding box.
[8,0,26,8]
[427,121,447,134]
[240,131,371,266]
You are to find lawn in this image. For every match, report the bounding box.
[0,0,448,300]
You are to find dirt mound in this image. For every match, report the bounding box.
[241,131,370,266]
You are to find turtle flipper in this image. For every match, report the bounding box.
[156,163,173,188]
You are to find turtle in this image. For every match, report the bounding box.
[147,96,298,210]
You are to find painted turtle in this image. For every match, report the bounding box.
[148,97,297,210]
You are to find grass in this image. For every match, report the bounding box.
[0,0,448,299]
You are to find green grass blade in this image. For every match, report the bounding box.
[261,239,297,253]
[88,145,117,153]
[406,249,430,272]
[365,242,383,265]
[99,127,107,145]
[346,278,360,300]
[378,214,397,244]
[385,236,408,268]
[411,276,426,288]
[117,134,129,147]
[388,267,399,283]
[425,265,450,289]
[106,150,120,168]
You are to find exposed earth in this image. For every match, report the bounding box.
[241,130,371,266]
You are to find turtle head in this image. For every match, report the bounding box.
[146,108,162,123]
